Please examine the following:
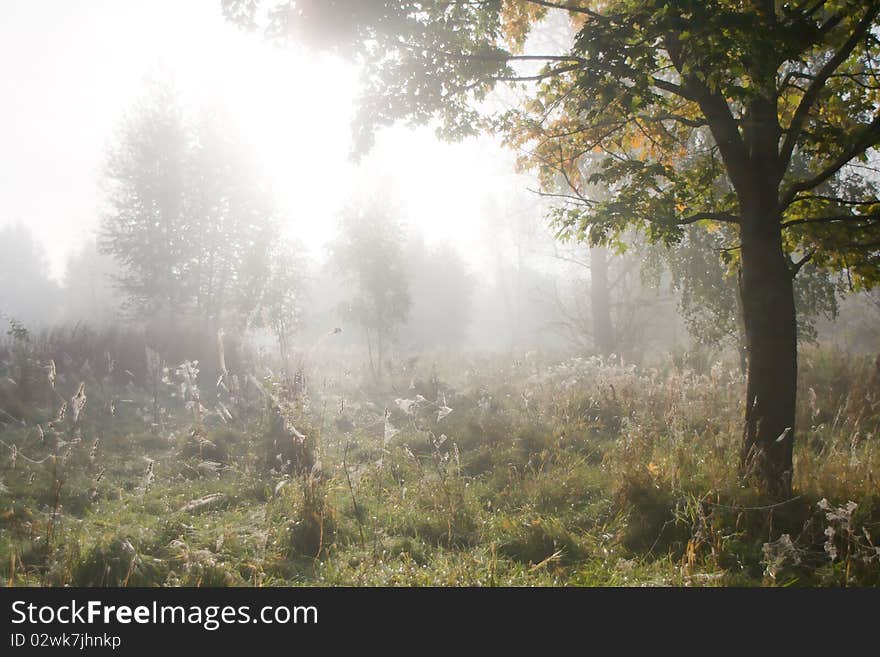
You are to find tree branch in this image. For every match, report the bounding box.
[457,53,586,63]
[787,194,880,207]
[639,111,708,128]
[662,34,750,190]
[781,212,880,228]
[526,187,597,206]
[778,1,880,173]
[800,0,830,20]
[491,63,582,83]
[678,212,740,225]
[651,76,699,101]
[789,251,814,277]
[522,0,603,18]
[780,113,880,208]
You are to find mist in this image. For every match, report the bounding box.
[2,1,879,594]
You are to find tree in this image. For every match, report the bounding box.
[399,237,474,351]
[101,77,190,323]
[476,191,561,349]
[549,168,667,357]
[330,203,411,381]
[252,238,307,366]
[228,1,880,498]
[550,232,679,358]
[101,78,284,333]
[184,109,281,331]
[60,238,125,325]
[0,223,61,326]
[665,225,841,367]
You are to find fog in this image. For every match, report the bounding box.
[2,1,878,361]
[1,0,523,279]
[2,1,880,592]
[0,2,615,357]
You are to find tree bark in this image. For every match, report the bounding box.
[590,245,616,356]
[738,200,798,500]
[701,82,797,499]
[734,267,748,375]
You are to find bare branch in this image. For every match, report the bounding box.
[526,187,597,206]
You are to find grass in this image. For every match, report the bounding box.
[1,332,878,587]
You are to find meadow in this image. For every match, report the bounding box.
[1,325,878,587]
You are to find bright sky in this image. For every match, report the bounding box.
[0,0,538,281]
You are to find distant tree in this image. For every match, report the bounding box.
[253,239,307,364]
[184,110,281,331]
[101,78,283,333]
[60,238,124,324]
[101,78,190,323]
[825,287,880,352]
[400,237,474,351]
[330,204,410,381]
[229,1,880,498]
[478,193,559,349]
[549,160,652,357]
[0,223,61,326]
[586,245,614,355]
[550,234,678,358]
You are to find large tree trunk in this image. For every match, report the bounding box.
[738,203,798,500]
[690,64,797,497]
[590,245,616,356]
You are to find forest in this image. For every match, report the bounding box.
[1,0,879,588]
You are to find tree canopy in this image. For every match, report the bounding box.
[226,0,879,268]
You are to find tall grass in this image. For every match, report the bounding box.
[1,328,878,586]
